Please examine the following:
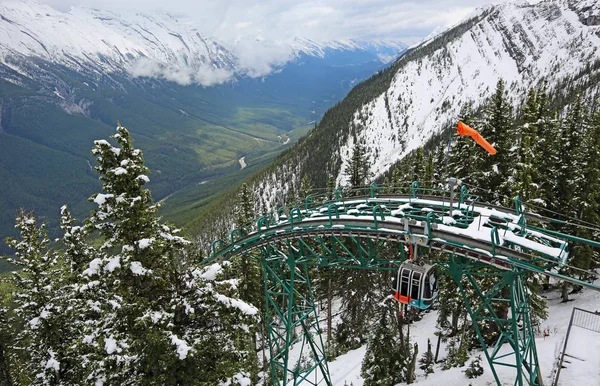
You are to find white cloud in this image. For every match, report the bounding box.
[14,0,504,85]
[129,58,234,87]
[36,0,501,43]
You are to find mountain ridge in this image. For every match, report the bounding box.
[187,0,600,249]
[0,0,406,251]
[0,0,406,86]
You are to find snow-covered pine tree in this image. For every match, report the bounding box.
[435,271,464,337]
[3,211,70,384]
[423,152,435,188]
[442,335,468,369]
[78,124,258,384]
[229,182,263,379]
[447,104,484,189]
[231,183,263,307]
[0,278,15,386]
[534,85,560,209]
[168,263,259,384]
[361,298,409,385]
[482,79,514,204]
[235,183,255,233]
[335,268,379,352]
[326,175,337,200]
[433,144,447,188]
[299,174,313,202]
[555,96,589,301]
[555,94,587,216]
[570,108,600,281]
[512,88,540,201]
[511,90,548,324]
[464,355,484,378]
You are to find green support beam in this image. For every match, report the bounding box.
[261,244,331,386]
[446,255,542,386]
[205,182,600,386]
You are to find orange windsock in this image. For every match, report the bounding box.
[457,121,497,155]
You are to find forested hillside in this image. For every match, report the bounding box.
[183,0,600,251]
[0,0,404,253]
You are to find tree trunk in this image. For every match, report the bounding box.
[397,304,405,344]
[459,311,468,348]
[327,276,332,343]
[434,332,442,363]
[407,343,419,384]
[261,317,267,371]
[561,282,570,303]
[450,306,461,336]
[0,344,11,386]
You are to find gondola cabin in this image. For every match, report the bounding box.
[392,262,439,309]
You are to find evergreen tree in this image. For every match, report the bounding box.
[483,79,514,204]
[570,108,600,280]
[3,211,69,384]
[513,89,540,201]
[442,336,469,369]
[346,138,370,188]
[412,147,425,182]
[73,124,259,384]
[464,355,484,378]
[555,94,587,215]
[436,270,465,337]
[335,268,379,352]
[361,299,409,385]
[235,183,255,233]
[555,96,589,301]
[326,175,337,200]
[535,86,560,208]
[447,105,481,187]
[229,182,263,381]
[433,144,447,187]
[300,174,313,200]
[423,153,435,188]
[0,279,15,386]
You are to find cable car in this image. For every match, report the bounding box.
[392,261,439,309]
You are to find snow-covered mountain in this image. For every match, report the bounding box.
[336,0,600,185]
[0,0,405,86]
[237,0,600,216]
[0,0,407,250]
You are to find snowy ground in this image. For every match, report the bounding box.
[287,282,600,386]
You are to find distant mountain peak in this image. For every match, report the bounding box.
[0,1,407,87]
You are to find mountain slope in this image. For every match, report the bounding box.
[0,0,406,251]
[188,0,600,248]
[338,0,600,182]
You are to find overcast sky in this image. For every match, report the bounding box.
[35,0,501,45]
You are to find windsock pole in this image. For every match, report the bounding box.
[457,121,497,155]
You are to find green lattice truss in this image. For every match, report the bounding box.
[208,182,600,386]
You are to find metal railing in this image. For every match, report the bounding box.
[553,307,600,386]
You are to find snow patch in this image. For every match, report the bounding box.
[83,258,103,276]
[169,333,192,360]
[93,193,113,206]
[214,294,258,316]
[104,256,121,272]
[130,261,150,275]
[137,238,154,249]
